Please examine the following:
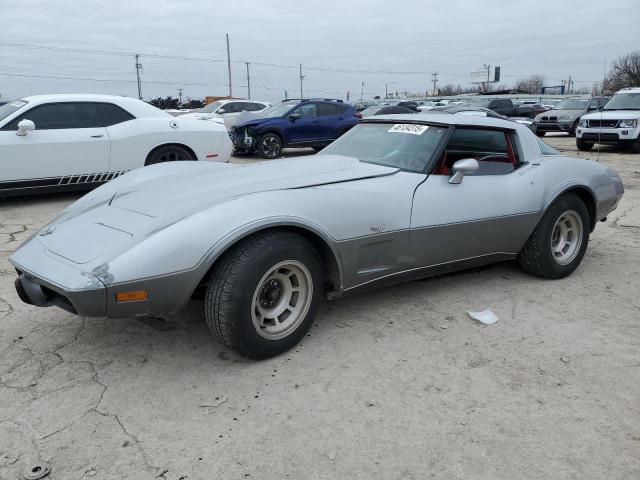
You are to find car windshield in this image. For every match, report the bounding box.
[254,101,299,118]
[321,122,447,173]
[360,106,381,117]
[603,92,640,110]
[0,99,27,122]
[199,101,224,113]
[554,99,589,110]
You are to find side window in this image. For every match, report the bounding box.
[96,103,134,126]
[434,128,516,176]
[294,103,317,118]
[317,103,340,116]
[219,103,237,113]
[1,102,101,130]
[242,102,264,112]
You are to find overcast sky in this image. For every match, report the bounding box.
[1,0,639,103]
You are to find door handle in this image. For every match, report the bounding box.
[90,133,104,138]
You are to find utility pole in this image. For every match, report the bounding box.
[299,64,304,99]
[245,62,251,99]
[134,54,143,100]
[226,33,232,98]
[177,88,183,106]
[360,82,365,101]
[568,75,573,94]
[431,72,438,95]
[385,81,396,99]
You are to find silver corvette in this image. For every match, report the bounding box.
[11,114,624,358]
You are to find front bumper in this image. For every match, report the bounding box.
[10,237,200,319]
[577,127,639,143]
[534,120,575,133]
[230,127,257,153]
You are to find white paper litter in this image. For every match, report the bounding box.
[467,309,499,324]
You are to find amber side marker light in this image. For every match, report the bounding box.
[116,290,148,303]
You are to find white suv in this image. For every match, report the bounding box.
[179,99,270,128]
[576,87,640,153]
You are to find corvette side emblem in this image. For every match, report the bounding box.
[39,225,56,236]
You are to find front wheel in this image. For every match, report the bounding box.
[630,139,640,154]
[576,139,594,151]
[257,133,283,159]
[518,194,590,279]
[535,130,546,137]
[204,231,323,359]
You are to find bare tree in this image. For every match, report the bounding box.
[602,50,640,94]
[514,74,545,94]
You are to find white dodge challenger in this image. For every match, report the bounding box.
[0,94,232,196]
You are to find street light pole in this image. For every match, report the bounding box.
[360,81,365,102]
[385,81,396,99]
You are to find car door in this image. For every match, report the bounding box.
[0,102,109,184]
[316,103,341,139]
[287,103,318,143]
[410,127,545,268]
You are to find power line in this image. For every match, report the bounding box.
[0,41,433,76]
[0,72,347,95]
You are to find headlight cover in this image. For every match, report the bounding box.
[579,118,588,127]
[619,119,638,128]
[558,115,571,120]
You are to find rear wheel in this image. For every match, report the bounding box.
[518,194,590,279]
[630,139,640,154]
[145,145,194,165]
[576,139,594,151]
[257,133,283,159]
[204,231,323,359]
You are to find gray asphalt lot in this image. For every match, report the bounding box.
[1,135,639,480]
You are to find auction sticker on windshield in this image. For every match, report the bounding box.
[388,124,429,135]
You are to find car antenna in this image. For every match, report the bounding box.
[596,58,606,162]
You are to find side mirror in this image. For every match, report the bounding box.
[16,119,35,136]
[449,158,479,184]
[289,112,301,121]
[216,108,226,114]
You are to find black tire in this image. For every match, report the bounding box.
[518,193,590,279]
[568,121,578,137]
[535,130,546,137]
[630,140,640,154]
[257,133,283,159]
[576,139,593,151]
[145,145,194,165]
[312,146,324,152]
[204,231,323,359]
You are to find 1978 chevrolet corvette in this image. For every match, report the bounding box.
[11,114,624,358]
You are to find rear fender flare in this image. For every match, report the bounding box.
[540,181,597,231]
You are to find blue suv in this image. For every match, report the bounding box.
[230,98,361,159]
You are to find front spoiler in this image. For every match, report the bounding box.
[13,269,106,317]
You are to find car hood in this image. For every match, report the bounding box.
[581,110,640,120]
[108,155,396,219]
[176,112,225,124]
[234,116,279,128]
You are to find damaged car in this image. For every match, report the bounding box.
[11,114,624,359]
[230,98,361,158]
